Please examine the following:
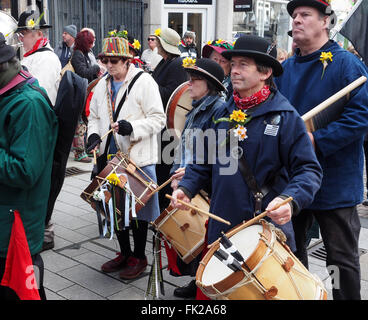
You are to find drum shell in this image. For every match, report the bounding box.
[80,154,157,228]
[196,220,327,300]
[153,194,209,264]
[166,81,192,139]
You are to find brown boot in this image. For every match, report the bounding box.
[119,256,148,280]
[101,253,129,273]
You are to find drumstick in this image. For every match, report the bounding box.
[101,128,114,141]
[208,196,293,249]
[165,194,231,225]
[151,177,174,195]
[302,76,367,122]
[93,149,97,165]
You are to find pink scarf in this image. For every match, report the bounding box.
[233,85,271,110]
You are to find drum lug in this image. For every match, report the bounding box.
[180,223,190,232]
[282,257,294,272]
[190,209,197,215]
[263,286,278,300]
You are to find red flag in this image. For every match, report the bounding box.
[0,210,41,300]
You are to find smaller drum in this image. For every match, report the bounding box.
[166,81,193,139]
[153,194,209,264]
[81,153,158,231]
[196,220,327,300]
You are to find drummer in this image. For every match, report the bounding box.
[202,39,234,101]
[169,58,227,298]
[86,33,166,280]
[171,35,323,296]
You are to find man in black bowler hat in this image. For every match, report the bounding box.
[275,0,368,300]
[170,35,323,299]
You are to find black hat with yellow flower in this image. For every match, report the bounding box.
[16,10,51,32]
[183,57,226,93]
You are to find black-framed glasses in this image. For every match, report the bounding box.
[101,57,121,65]
[147,37,156,41]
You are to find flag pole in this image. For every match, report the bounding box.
[331,0,363,39]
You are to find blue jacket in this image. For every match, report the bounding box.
[179,90,323,247]
[275,41,368,210]
[171,94,225,174]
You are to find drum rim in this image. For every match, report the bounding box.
[165,81,192,136]
[196,220,272,297]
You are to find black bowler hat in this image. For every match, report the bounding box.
[287,0,334,16]
[222,35,283,77]
[0,32,16,64]
[16,10,52,32]
[183,58,226,92]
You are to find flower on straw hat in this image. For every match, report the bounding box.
[154,28,161,37]
[132,39,141,50]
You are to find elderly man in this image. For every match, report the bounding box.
[275,0,368,300]
[16,10,61,105]
[54,24,77,68]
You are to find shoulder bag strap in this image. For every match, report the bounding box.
[103,71,144,156]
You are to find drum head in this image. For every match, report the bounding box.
[166,81,192,139]
[201,224,263,286]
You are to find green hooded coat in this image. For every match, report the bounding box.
[0,81,58,257]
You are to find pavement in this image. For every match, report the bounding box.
[40,153,368,301]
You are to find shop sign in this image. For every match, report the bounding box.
[234,0,253,12]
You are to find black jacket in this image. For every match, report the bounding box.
[152,56,188,110]
[71,49,100,83]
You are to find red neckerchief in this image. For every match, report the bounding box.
[233,85,271,110]
[23,37,49,57]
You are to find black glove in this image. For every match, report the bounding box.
[86,133,102,153]
[117,120,133,136]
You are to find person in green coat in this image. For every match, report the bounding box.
[0,32,58,300]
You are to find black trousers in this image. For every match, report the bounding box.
[0,253,46,300]
[292,206,361,300]
[116,220,149,259]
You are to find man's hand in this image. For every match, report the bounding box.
[170,168,186,190]
[308,132,315,149]
[171,188,191,210]
[266,197,292,225]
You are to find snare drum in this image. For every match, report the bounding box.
[81,153,158,231]
[166,81,193,139]
[153,194,209,264]
[196,220,327,300]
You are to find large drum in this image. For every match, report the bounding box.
[81,153,158,232]
[196,220,327,300]
[166,81,193,139]
[153,194,209,264]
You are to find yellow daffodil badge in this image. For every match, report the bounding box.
[320,51,333,80]
[213,109,252,145]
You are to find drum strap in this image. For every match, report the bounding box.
[237,155,270,216]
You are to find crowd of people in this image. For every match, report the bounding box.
[1,0,368,301]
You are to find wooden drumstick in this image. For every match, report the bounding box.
[93,149,97,165]
[151,177,174,195]
[165,194,231,225]
[101,128,114,141]
[207,196,293,249]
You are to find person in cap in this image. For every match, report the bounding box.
[141,33,162,73]
[202,39,234,100]
[152,27,189,212]
[86,33,166,280]
[179,30,198,59]
[54,24,77,68]
[275,0,368,300]
[170,35,323,298]
[16,10,61,105]
[166,58,227,298]
[0,32,58,300]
